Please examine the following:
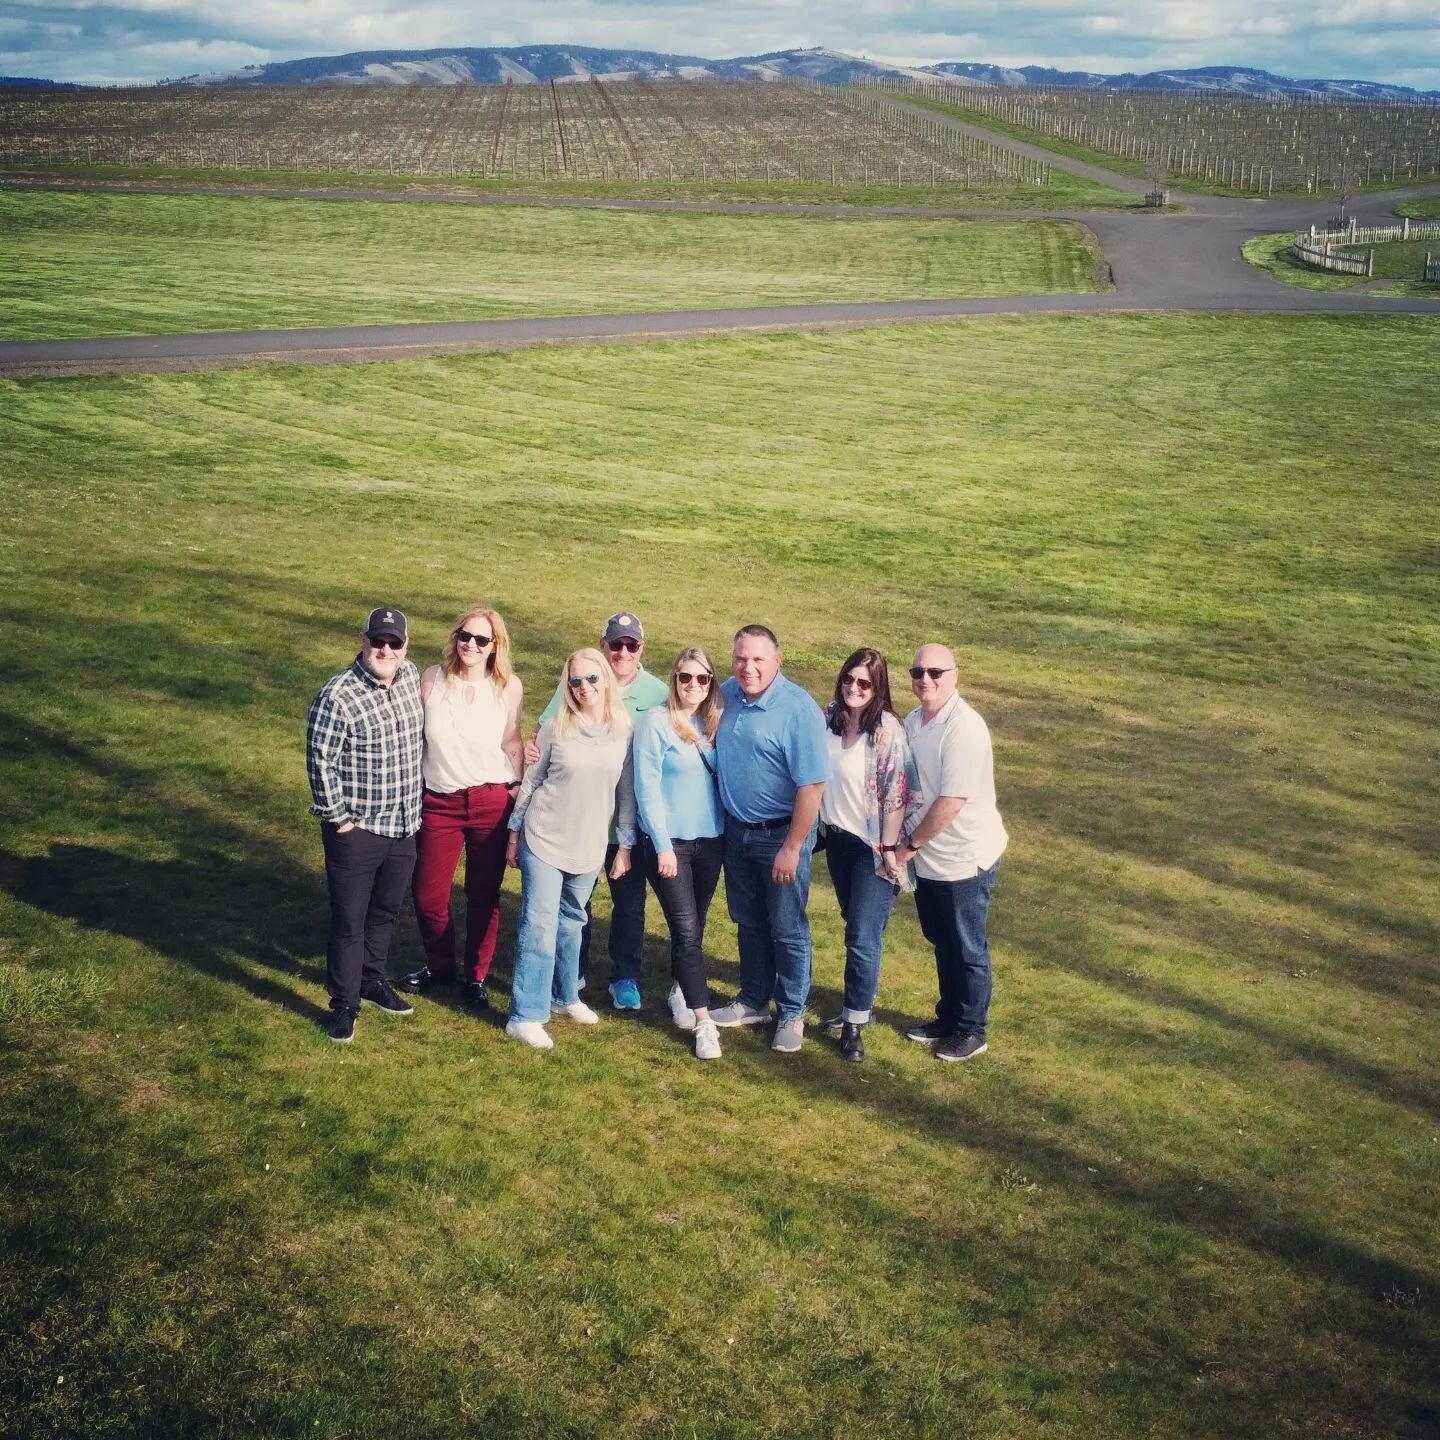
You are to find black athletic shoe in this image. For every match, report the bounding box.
[463,980,490,1011]
[398,965,450,995]
[935,1034,988,1063]
[904,1019,958,1044]
[327,1007,357,1044]
[821,1013,845,1036]
[360,981,414,1017]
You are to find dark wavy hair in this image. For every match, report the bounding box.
[827,648,896,738]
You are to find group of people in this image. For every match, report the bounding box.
[305,605,1007,1063]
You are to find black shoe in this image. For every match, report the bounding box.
[360,981,414,1017]
[840,1021,866,1063]
[821,1013,845,1035]
[327,1007,357,1044]
[398,965,450,994]
[463,980,490,1011]
[935,1034,988,1063]
[905,1019,958,1044]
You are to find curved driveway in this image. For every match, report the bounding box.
[2,119,1437,379]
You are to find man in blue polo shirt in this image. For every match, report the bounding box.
[710,624,828,1053]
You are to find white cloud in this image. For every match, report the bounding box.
[1,0,1436,87]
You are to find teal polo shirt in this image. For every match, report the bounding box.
[715,673,828,824]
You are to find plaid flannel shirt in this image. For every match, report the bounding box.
[306,657,425,838]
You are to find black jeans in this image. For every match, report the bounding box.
[321,823,417,1011]
[577,842,650,985]
[640,834,724,1010]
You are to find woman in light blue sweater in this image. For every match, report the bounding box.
[504,648,635,1050]
[633,648,725,1060]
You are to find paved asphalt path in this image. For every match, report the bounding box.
[2,115,1437,379]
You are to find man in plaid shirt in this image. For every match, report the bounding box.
[307,605,425,1043]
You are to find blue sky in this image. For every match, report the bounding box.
[3,0,1438,89]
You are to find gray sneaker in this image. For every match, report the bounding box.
[771,1017,804,1054]
[711,998,772,1028]
[935,1034,988,1063]
[693,1017,722,1061]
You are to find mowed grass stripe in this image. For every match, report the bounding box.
[0,189,1103,341]
[2,314,1437,1438]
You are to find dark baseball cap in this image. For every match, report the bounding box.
[364,606,408,642]
[602,612,644,645]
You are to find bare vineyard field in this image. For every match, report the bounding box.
[864,77,1440,194]
[0,79,1051,187]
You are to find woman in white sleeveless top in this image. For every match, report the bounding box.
[402,605,523,1010]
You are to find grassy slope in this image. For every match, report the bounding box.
[1244,231,1440,298]
[893,94,1432,201]
[0,160,1138,210]
[3,315,1439,1439]
[0,189,1104,340]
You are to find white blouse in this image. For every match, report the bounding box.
[421,674,517,792]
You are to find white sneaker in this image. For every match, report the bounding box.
[668,983,697,1032]
[505,1018,554,1049]
[710,998,772,1028]
[555,1000,600,1024]
[694,1017,722,1061]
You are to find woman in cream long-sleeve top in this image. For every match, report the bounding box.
[504,648,635,1049]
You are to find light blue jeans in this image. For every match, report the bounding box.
[511,837,600,1024]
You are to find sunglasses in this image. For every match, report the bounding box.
[841,674,874,693]
[909,666,954,681]
[676,671,712,687]
[568,672,602,689]
[606,638,641,653]
[455,628,494,648]
[366,634,405,651]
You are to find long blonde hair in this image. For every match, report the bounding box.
[552,647,632,741]
[667,647,722,745]
[441,605,515,690]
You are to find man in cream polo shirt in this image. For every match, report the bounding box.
[892,643,1008,1063]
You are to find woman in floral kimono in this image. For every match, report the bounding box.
[818,647,917,1064]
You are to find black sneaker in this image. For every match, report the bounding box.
[905,1020,958,1044]
[360,981,414,1017]
[821,1013,845,1036]
[463,980,490,1011]
[327,1007,357,1044]
[935,1034,988,1063]
[398,965,450,994]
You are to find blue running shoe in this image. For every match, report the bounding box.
[609,979,642,1010]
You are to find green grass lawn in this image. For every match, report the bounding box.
[1243,231,1440,297]
[3,314,1438,1438]
[0,160,1139,211]
[1397,196,1440,219]
[0,189,1105,340]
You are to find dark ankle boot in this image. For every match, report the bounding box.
[840,1021,865,1063]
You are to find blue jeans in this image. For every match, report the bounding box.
[823,826,898,1021]
[723,815,816,1022]
[912,861,1000,1038]
[512,837,599,1023]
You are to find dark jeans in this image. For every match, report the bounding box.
[912,860,1001,1038]
[411,783,513,982]
[723,814,816,1023]
[577,842,649,985]
[641,833,724,1010]
[321,824,417,1011]
[823,826,899,1019]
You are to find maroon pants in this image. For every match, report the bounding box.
[411,783,514,981]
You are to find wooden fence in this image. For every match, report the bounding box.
[1291,236,1373,275]
[1310,217,1440,245]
